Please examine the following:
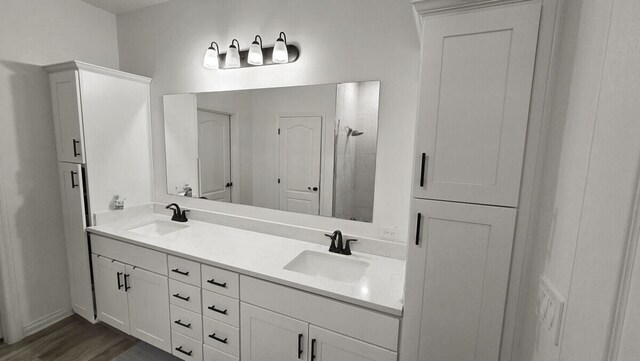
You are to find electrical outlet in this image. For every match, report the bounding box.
[538,277,565,346]
[379,226,399,241]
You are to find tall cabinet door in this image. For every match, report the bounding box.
[401,200,516,361]
[126,265,171,352]
[93,254,129,334]
[413,2,540,207]
[59,163,93,321]
[49,70,85,163]
[309,326,396,361]
[241,303,309,361]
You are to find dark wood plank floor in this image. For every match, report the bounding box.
[0,315,137,361]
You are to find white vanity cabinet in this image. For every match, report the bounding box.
[412,2,540,207]
[240,276,399,361]
[91,235,171,352]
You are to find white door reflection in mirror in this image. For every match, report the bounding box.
[198,110,231,202]
[278,116,322,215]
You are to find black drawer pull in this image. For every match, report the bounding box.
[175,346,192,356]
[73,139,81,157]
[171,268,190,276]
[419,153,427,187]
[311,338,317,361]
[124,274,131,291]
[207,305,228,315]
[116,272,123,290]
[206,278,227,288]
[415,212,422,246]
[298,333,303,359]
[208,333,228,344]
[174,319,191,329]
[173,293,190,302]
[70,171,78,188]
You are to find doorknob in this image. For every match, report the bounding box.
[308,186,319,192]
[225,182,233,188]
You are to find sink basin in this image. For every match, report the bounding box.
[128,220,188,237]
[284,250,369,283]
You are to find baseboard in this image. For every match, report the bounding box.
[23,308,74,336]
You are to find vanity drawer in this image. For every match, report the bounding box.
[169,255,201,287]
[90,234,168,275]
[203,316,240,357]
[170,279,202,314]
[202,290,239,327]
[172,331,203,361]
[203,344,239,361]
[201,264,239,299]
[171,304,203,342]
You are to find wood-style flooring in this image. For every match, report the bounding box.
[0,315,137,360]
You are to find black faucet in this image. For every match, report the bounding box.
[324,230,358,255]
[166,203,189,222]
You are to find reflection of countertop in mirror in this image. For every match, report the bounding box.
[87,212,405,316]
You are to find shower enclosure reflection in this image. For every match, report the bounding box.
[163,81,380,223]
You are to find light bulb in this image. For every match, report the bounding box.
[248,35,263,66]
[272,32,289,64]
[225,39,241,69]
[203,42,219,69]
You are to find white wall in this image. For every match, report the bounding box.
[514,0,640,359]
[0,0,119,337]
[116,0,420,242]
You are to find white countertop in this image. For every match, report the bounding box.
[88,213,405,316]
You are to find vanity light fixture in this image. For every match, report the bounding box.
[225,39,241,68]
[203,41,220,69]
[272,32,289,64]
[204,32,299,70]
[248,35,264,65]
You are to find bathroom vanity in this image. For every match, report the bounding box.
[87,213,404,361]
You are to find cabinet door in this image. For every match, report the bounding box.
[59,163,93,322]
[49,70,85,163]
[126,265,171,352]
[413,2,540,207]
[241,302,309,361]
[400,200,516,361]
[309,326,396,361]
[93,254,129,334]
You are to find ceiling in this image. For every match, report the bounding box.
[82,0,172,15]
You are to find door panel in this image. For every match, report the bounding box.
[59,163,93,321]
[127,265,171,352]
[93,254,129,334]
[241,302,308,361]
[278,116,322,215]
[413,2,540,206]
[49,70,85,163]
[309,326,396,361]
[198,110,231,202]
[401,199,516,361]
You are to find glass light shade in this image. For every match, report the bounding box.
[272,39,288,64]
[203,47,219,69]
[225,45,241,68]
[247,42,263,65]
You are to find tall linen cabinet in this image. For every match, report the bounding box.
[401,2,541,361]
[45,61,154,322]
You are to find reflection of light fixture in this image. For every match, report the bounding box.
[272,32,289,64]
[225,39,241,68]
[248,35,263,66]
[203,34,299,70]
[203,41,220,69]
